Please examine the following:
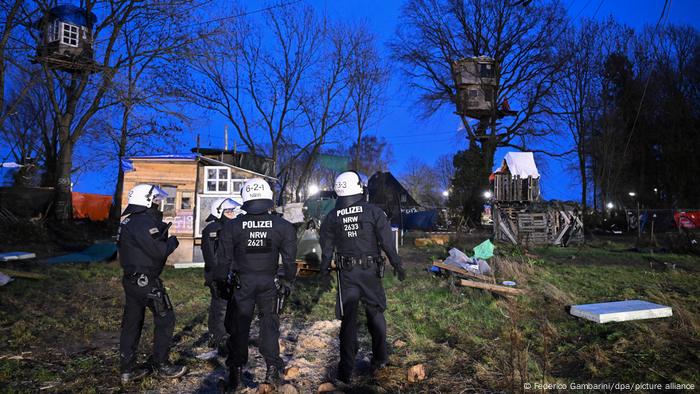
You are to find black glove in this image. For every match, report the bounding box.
[320,274,334,292]
[278,277,293,295]
[215,280,232,300]
[167,235,179,250]
[394,266,407,281]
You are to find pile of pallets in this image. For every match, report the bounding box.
[494,202,583,246]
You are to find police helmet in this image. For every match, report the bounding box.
[209,197,240,221]
[127,184,168,208]
[334,171,364,197]
[241,178,273,203]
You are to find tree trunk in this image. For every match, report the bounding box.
[579,147,587,211]
[111,107,131,221]
[54,122,73,221]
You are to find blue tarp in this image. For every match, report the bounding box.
[48,5,97,27]
[402,210,438,231]
[46,242,116,265]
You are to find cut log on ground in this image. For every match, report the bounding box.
[458,279,525,296]
[433,261,495,283]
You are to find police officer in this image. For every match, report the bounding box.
[117,184,188,383]
[220,178,297,392]
[202,197,241,356]
[319,171,406,384]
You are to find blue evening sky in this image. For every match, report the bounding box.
[47,1,700,200]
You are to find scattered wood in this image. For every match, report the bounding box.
[279,384,299,394]
[0,269,47,280]
[407,364,426,383]
[284,366,300,380]
[458,279,525,296]
[414,238,434,247]
[317,382,336,392]
[432,261,494,283]
[257,383,274,393]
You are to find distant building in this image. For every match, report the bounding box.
[121,149,276,264]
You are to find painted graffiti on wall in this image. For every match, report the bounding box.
[164,210,194,234]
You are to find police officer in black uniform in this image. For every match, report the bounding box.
[319,171,406,384]
[220,178,297,392]
[201,197,241,356]
[117,184,188,383]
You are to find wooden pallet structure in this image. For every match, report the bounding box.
[493,202,584,246]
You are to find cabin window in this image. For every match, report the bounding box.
[205,166,230,193]
[48,20,60,42]
[468,89,478,98]
[181,192,193,210]
[232,179,246,194]
[159,185,177,216]
[61,23,79,47]
[480,63,494,78]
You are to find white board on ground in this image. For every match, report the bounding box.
[0,252,36,262]
[570,300,672,323]
[173,262,205,269]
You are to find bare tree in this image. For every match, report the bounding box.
[179,3,321,174]
[293,23,360,202]
[348,25,388,171]
[400,158,442,208]
[23,0,202,220]
[551,18,630,211]
[391,0,568,177]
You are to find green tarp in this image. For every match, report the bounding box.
[472,239,495,260]
[46,242,117,264]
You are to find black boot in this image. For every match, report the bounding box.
[154,362,188,378]
[264,364,281,385]
[120,367,149,384]
[336,368,351,385]
[220,366,242,393]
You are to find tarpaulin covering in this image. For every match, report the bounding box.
[72,192,112,221]
[47,5,97,27]
[317,154,350,172]
[472,239,495,260]
[675,211,700,229]
[495,152,540,178]
[402,210,438,231]
[46,242,116,265]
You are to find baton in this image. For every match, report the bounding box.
[336,268,344,318]
[158,222,173,240]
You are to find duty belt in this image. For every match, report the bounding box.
[125,272,159,287]
[335,255,383,271]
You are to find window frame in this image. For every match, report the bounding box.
[60,22,79,47]
[204,166,231,194]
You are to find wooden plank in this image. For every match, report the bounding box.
[0,269,47,280]
[458,279,525,295]
[432,261,493,282]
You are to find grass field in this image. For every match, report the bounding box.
[1,235,698,393]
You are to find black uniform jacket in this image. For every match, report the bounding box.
[202,220,232,284]
[220,212,297,281]
[117,209,177,277]
[319,199,402,274]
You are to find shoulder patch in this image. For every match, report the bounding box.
[121,218,130,225]
[209,232,218,238]
[149,228,159,235]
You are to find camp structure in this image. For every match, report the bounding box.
[33,5,100,72]
[367,171,420,227]
[120,149,275,264]
[490,152,583,246]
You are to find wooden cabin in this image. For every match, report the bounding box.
[121,150,276,264]
[34,5,98,72]
[490,152,583,246]
[491,152,540,202]
[451,56,498,118]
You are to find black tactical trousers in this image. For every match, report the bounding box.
[336,266,388,378]
[208,284,229,343]
[225,273,283,369]
[119,276,175,372]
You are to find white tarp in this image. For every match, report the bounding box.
[279,202,305,224]
[0,162,23,168]
[499,152,540,178]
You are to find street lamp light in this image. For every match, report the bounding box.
[308,184,319,195]
[628,192,636,197]
[484,191,493,199]
[442,190,449,197]
[606,202,614,210]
